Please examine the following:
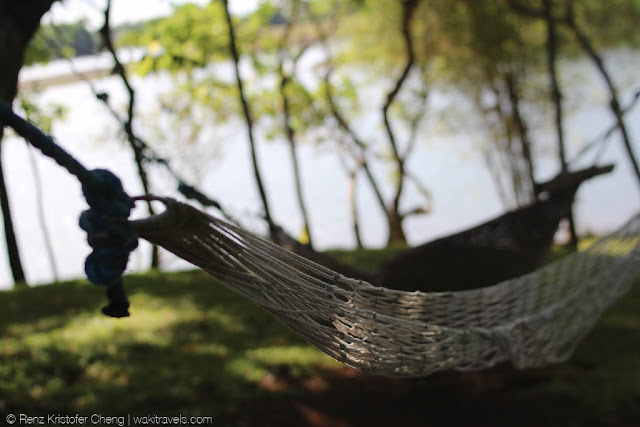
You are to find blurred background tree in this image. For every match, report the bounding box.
[2,0,640,287]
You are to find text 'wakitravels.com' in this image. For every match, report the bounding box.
[5,413,215,426]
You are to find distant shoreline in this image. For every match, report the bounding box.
[18,67,115,90]
[18,49,142,91]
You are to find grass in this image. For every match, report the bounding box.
[537,276,640,419]
[325,245,406,270]
[0,269,340,417]
[0,246,638,424]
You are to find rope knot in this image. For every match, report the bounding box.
[79,169,138,317]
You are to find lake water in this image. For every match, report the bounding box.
[2,47,639,289]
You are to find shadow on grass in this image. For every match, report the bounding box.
[1,256,639,425]
[0,270,337,418]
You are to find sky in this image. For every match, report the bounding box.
[43,0,259,29]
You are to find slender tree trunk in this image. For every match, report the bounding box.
[544,0,578,248]
[483,150,510,208]
[27,144,59,281]
[222,0,277,239]
[381,0,419,246]
[564,10,640,195]
[508,0,640,194]
[0,140,26,286]
[101,0,159,269]
[491,83,523,208]
[324,79,390,229]
[277,1,314,247]
[279,69,314,248]
[283,99,314,247]
[386,208,406,246]
[316,19,394,243]
[482,87,514,208]
[504,72,536,204]
[0,1,57,287]
[347,167,364,249]
[337,151,365,249]
[128,137,159,267]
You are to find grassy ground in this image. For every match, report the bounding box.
[0,246,638,426]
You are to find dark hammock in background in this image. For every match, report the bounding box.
[277,164,614,292]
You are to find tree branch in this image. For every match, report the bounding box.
[382,0,418,169]
[381,0,419,243]
[278,1,315,248]
[323,67,389,219]
[101,0,159,268]
[222,0,277,238]
[509,0,640,193]
[562,2,640,191]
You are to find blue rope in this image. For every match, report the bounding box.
[79,169,138,317]
[1,101,137,317]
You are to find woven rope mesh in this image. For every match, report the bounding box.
[132,199,640,378]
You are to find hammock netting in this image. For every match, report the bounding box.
[132,197,640,378]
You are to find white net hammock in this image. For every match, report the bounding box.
[131,197,640,378]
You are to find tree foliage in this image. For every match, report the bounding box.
[80,0,640,244]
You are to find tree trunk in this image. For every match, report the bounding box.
[129,140,160,268]
[347,167,364,249]
[27,144,59,281]
[508,0,640,196]
[504,72,536,205]
[319,30,394,244]
[0,1,57,287]
[490,82,528,209]
[280,72,314,248]
[223,0,277,239]
[544,0,578,248]
[323,73,390,224]
[565,11,640,195]
[0,140,26,286]
[387,207,407,246]
[381,0,419,246]
[100,0,159,269]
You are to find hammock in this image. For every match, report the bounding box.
[131,197,640,377]
[379,165,614,292]
[3,103,640,378]
[263,166,614,294]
